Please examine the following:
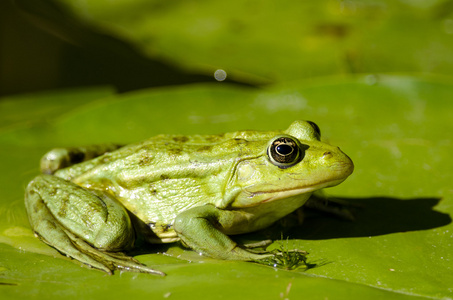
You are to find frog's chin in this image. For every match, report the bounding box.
[259,177,347,204]
[233,177,347,208]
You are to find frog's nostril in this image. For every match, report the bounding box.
[323,151,333,159]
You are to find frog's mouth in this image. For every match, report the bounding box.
[250,177,347,205]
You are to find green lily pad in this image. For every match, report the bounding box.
[18,0,453,83]
[0,74,452,299]
[0,86,115,130]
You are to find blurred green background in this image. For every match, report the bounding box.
[2,0,453,95]
[1,0,452,299]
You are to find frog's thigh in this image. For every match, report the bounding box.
[25,174,135,272]
[174,205,269,261]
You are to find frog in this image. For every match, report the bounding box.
[24,120,353,276]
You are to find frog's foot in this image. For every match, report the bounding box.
[253,248,310,270]
[40,144,123,174]
[35,227,164,275]
[25,174,165,276]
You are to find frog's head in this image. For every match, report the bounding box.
[229,120,354,208]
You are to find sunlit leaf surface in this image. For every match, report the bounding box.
[0,75,451,299]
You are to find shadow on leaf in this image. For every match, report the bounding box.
[290,197,451,240]
[13,0,254,94]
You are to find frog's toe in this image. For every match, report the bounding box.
[241,239,273,249]
[66,230,165,275]
[94,250,166,276]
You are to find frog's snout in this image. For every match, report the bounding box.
[321,147,354,177]
[337,153,354,177]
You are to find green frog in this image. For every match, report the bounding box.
[24,120,353,275]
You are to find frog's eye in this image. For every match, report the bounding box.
[267,136,301,168]
[307,120,321,138]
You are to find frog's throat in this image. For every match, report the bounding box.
[237,177,347,208]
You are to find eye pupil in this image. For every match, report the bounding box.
[276,144,293,156]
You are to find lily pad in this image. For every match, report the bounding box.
[16,0,453,83]
[0,74,452,299]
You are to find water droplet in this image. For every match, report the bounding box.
[214,69,227,81]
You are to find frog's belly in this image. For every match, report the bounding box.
[127,208,181,244]
[146,222,179,244]
[115,192,206,244]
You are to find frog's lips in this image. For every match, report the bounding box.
[249,177,348,204]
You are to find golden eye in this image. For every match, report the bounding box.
[267,136,301,168]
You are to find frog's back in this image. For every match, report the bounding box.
[53,130,275,228]
[55,130,278,181]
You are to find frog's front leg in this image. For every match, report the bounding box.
[40,144,122,174]
[24,174,164,275]
[174,205,272,261]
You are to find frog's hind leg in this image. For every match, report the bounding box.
[40,144,123,174]
[24,174,165,276]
